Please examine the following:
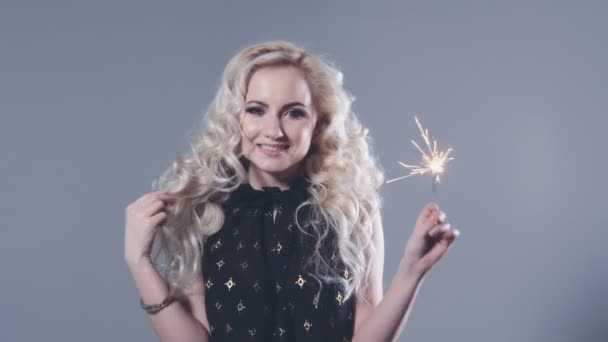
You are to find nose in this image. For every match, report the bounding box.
[263,113,285,139]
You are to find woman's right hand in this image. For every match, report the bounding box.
[124,190,176,268]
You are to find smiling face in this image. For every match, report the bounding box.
[239,66,318,187]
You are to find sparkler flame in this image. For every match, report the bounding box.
[386,116,454,187]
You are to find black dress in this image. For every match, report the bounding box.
[202,177,355,341]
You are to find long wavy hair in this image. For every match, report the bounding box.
[151,40,384,304]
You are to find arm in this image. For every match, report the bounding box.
[127,258,210,342]
[352,259,425,342]
[352,202,459,342]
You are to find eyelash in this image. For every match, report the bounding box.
[245,107,306,118]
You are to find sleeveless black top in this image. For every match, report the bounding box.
[202,178,355,341]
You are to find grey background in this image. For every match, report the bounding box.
[1,0,606,341]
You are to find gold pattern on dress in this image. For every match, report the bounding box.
[209,324,214,333]
[236,241,244,251]
[225,323,232,333]
[343,269,349,280]
[225,277,236,291]
[248,328,256,336]
[272,241,283,254]
[278,327,286,336]
[236,299,246,312]
[277,241,283,253]
[347,311,353,320]
[295,274,306,289]
[233,228,239,236]
[216,259,225,270]
[252,281,261,293]
[205,279,213,289]
[215,301,222,310]
[312,293,319,309]
[336,291,344,305]
[240,261,248,269]
[303,320,312,332]
[253,241,260,251]
[210,238,222,252]
[331,252,338,263]
[231,207,240,214]
[275,282,282,293]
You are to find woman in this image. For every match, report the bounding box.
[124,41,459,341]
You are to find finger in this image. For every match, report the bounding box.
[149,211,168,228]
[142,199,167,218]
[429,210,446,228]
[437,211,446,224]
[421,228,459,267]
[450,229,460,243]
[428,222,451,238]
[141,191,177,208]
[131,190,169,208]
[416,202,438,225]
[423,202,439,219]
[158,192,178,202]
[426,210,443,230]
[431,226,461,245]
[414,210,442,238]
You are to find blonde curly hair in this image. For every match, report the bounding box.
[151,40,384,304]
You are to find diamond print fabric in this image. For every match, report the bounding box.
[202,177,355,341]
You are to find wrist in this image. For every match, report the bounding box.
[398,257,426,282]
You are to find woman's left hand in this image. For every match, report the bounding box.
[401,202,460,278]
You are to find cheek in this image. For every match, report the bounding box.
[291,126,315,147]
[240,118,260,141]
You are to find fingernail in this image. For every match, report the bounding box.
[453,229,460,237]
[441,223,451,231]
[439,211,446,222]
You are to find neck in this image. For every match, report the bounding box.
[247,165,303,191]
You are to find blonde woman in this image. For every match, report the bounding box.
[124,41,460,341]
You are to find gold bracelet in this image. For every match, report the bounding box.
[140,285,177,314]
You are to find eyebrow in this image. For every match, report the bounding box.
[245,100,308,111]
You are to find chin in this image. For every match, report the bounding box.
[253,162,295,174]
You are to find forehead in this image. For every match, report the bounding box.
[245,66,312,107]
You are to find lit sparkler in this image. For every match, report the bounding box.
[385,116,454,193]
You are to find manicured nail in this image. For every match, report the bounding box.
[441,223,451,231]
[439,211,446,222]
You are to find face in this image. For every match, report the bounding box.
[240,66,318,183]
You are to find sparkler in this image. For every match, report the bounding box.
[385,116,454,193]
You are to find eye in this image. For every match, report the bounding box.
[245,106,264,116]
[284,109,306,118]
